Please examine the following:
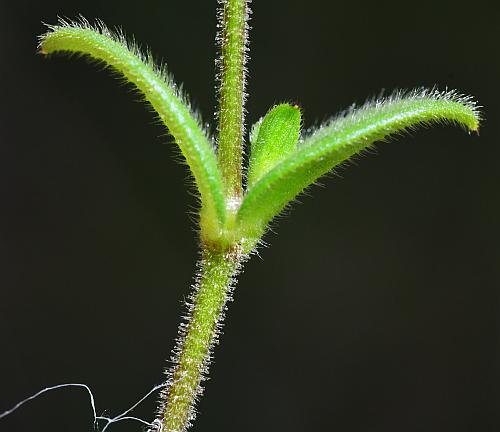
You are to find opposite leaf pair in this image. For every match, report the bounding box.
[39,20,480,253]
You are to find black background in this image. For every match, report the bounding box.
[1,0,498,431]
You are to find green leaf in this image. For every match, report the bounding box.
[39,19,226,240]
[247,103,302,190]
[237,89,481,241]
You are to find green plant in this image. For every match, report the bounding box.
[38,1,480,431]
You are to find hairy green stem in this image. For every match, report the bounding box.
[217,0,248,202]
[160,247,241,432]
[160,5,249,426]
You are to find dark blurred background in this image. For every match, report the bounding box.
[0,0,498,431]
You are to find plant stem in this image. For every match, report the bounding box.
[160,247,242,432]
[160,3,250,430]
[217,0,248,203]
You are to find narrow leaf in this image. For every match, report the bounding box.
[237,89,481,240]
[247,103,301,189]
[39,19,226,238]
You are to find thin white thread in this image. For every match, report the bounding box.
[98,383,166,432]
[0,384,97,422]
[0,382,166,431]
